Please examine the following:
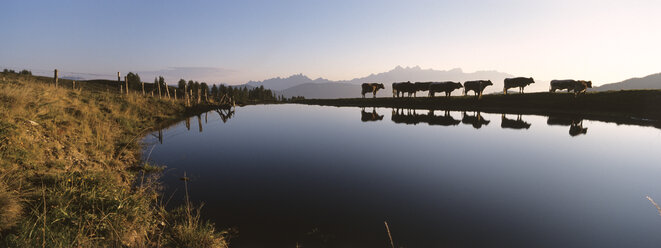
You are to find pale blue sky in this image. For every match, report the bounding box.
[2,0,660,85]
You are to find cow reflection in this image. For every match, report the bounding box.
[361,108,384,122]
[569,121,588,136]
[462,111,490,129]
[391,109,461,126]
[547,115,588,137]
[427,110,461,126]
[501,114,531,130]
[391,108,421,125]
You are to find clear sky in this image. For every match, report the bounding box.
[2,0,660,85]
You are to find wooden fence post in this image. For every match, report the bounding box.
[125,76,129,96]
[197,88,201,104]
[184,85,189,106]
[174,89,177,100]
[157,80,162,99]
[117,72,121,93]
[165,84,171,100]
[72,81,75,90]
[141,82,145,96]
[54,69,58,87]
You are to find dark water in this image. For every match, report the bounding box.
[143,104,661,248]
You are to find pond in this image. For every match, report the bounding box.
[143,104,661,248]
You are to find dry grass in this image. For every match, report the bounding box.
[0,72,229,247]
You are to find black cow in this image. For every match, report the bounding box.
[503,77,535,95]
[549,79,577,93]
[573,80,592,96]
[361,108,384,122]
[550,80,592,97]
[501,114,531,129]
[461,111,490,129]
[463,80,493,98]
[392,81,415,98]
[429,81,463,97]
[413,82,432,97]
[361,83,385,98]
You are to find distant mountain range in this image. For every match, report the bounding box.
[592,73,661,91]
[247,66,550,99]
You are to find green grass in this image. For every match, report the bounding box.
[0,72,229,247]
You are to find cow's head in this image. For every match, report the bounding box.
[376,83,385,89]
[455,82,463,88]
[485,80,493,86]
[528,78,535,85]
[585,81,592,88]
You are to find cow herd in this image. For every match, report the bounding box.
[360,108,588,137]
[360,77,593,98]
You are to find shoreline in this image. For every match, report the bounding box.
[296,91,661,129]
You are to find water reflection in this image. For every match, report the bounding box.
[153,107,236,144]
[390,109,462,126]
[360,107,384,122]
[391,108,422,125]
[501,114,532,130]
[428,110,461,126]
[547,114,589,137]
[144,105,661,247]
[461,111,490,129]
[383,108,595,136]
[216,107,235,123]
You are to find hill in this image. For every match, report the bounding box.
[592,73,661,91]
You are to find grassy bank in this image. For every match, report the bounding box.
[0,72,229,247]
[297,91,661,128]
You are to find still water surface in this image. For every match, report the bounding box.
[143,104,661,248]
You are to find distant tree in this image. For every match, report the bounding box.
[2,69,7,73]
[178,79,186,90]
[19,69,31,76]
[211,84,218,100]
[126,72,141,88]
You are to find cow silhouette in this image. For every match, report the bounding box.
[361,83,385,98]
[392,81,415,98]
[550,79,592,96]
[503,77,535,94]
[463,80,493,99]
[429,81,463,97]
